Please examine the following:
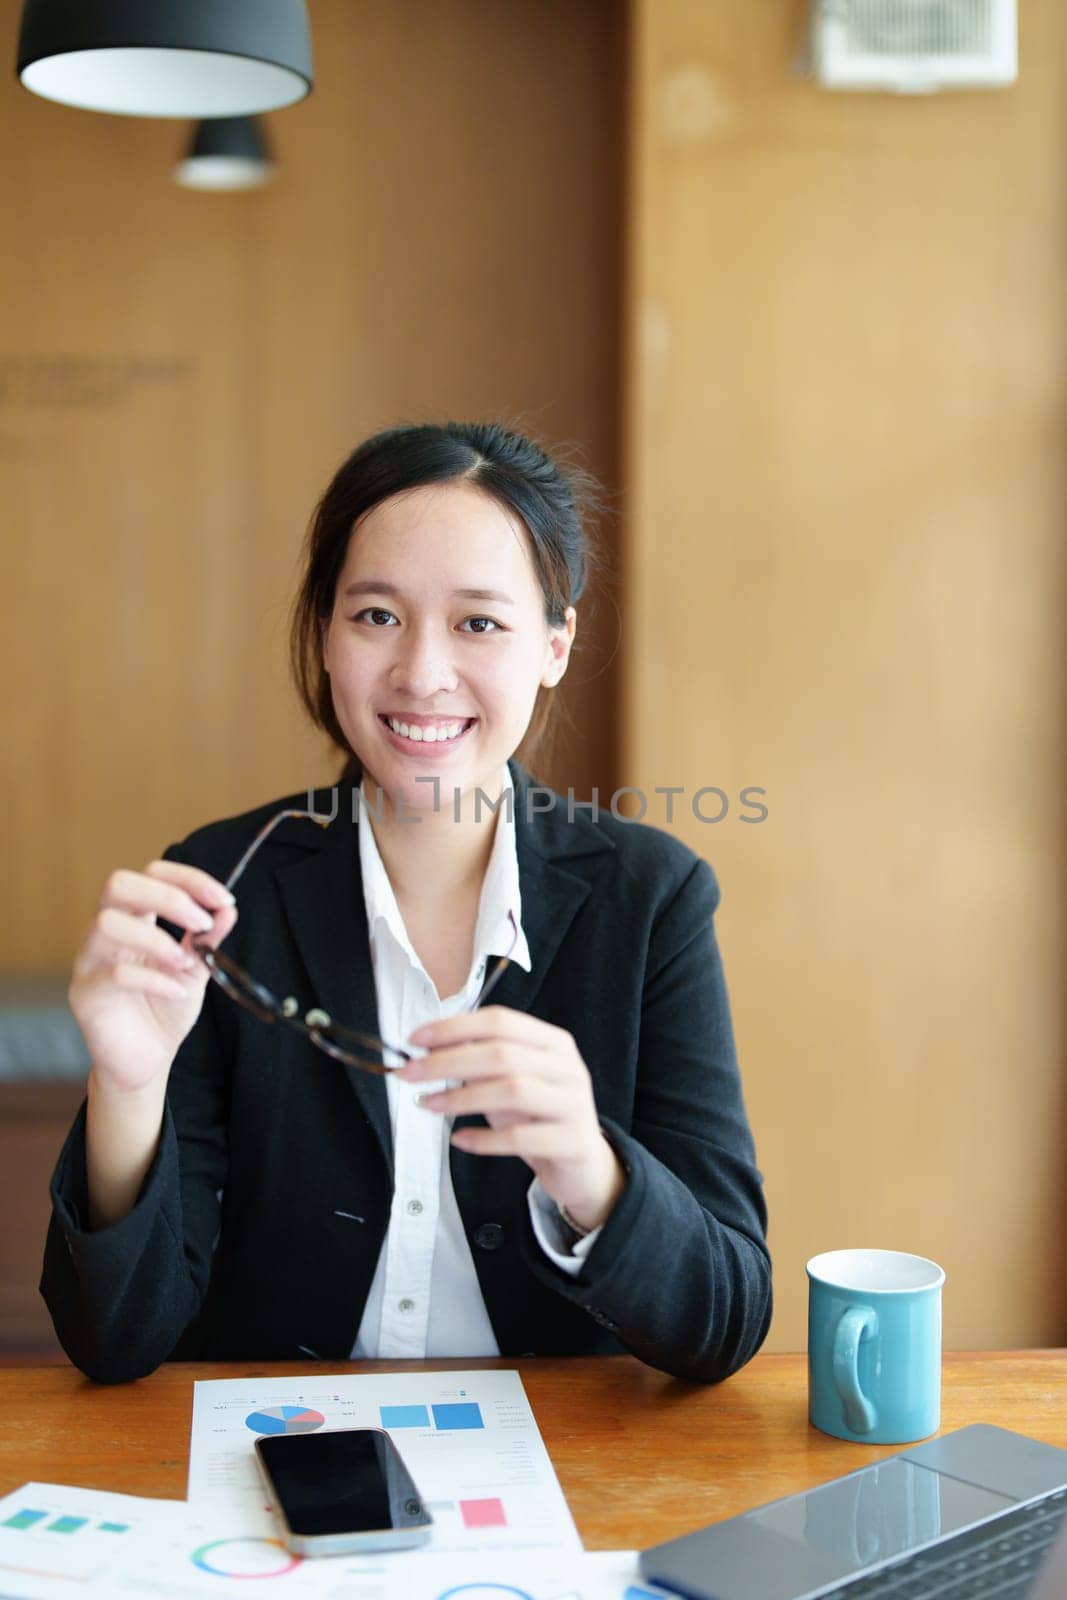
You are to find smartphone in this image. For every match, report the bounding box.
[254,1427,433,1557]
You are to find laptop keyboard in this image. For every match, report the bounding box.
[821,1486,1067,1599]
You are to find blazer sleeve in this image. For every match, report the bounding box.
[39,842,234,1384]
[518,856,773,1384]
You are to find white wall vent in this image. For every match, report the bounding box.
[809,0,1017,93]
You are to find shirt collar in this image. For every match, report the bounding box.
[358,765,532,978]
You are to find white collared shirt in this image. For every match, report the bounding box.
[350,765,599,1359]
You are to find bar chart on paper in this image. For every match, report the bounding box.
[0,1480,661,1600]
[0,1483,187,1594]
[189,1370,580,1554]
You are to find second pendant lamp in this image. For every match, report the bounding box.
[174,118,276,192]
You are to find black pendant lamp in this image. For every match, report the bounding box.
[174,117,275,192]
[17,0,313,118]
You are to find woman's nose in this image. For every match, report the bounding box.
[388,626,459,698]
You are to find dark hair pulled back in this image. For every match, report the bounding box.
[289,418,608,782]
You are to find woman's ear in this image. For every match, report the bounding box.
[320,616,331,675]
[541,606,577,688]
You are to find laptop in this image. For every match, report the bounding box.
[639,1424,1067,1600]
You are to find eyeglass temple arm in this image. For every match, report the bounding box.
[475,953,510,1008]
[224,808,331,892]
[470,908,519,1009]
[368,909,517,1064]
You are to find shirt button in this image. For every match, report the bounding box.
[398,1298,416,1313]
[474,1222,504,1251]
[406,1199,424,1216]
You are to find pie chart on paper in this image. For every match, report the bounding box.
[244,1405,325,1435]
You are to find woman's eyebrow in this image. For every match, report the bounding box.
[343,579,515,604]
[454,587,516,604]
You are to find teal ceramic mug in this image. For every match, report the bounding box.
[807,1249,946,1445]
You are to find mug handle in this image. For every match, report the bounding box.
[831,1306,879,1434]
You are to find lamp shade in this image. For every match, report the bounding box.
[173,116,275,192]
[17,0,313,118]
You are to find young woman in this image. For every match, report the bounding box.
[42,420,772,1384]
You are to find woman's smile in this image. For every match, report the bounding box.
[377,711,478,755]
[320,481,572,810]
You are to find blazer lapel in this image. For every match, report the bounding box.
[505,756,616,1009]
[273,784,393,1177]
[476,842,589,1019]
[450,760,615,1137]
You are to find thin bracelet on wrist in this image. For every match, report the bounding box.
[559,1203,594,1239]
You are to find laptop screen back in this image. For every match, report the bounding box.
[746,1457,1015,1584]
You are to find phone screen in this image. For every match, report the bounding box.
[257,1429,431,1538]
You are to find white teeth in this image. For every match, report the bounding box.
[386,716,468,744]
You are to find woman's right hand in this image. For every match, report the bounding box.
[70,861,239,1095]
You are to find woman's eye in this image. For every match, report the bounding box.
[350,609,502,633]
[354,607,397,627]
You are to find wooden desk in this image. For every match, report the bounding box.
[0,1351,1063,1549]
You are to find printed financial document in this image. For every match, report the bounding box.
[189,1368,581,1555]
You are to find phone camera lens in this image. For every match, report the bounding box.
[404,1498,421,1517]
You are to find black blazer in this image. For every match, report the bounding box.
[42,760,772,1385]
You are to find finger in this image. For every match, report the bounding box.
[186,903,238,954]
[450,1123,571,1160]
[143,860,237,910]
[108,960,197,1003]
[407,1006,562,1053]
[419,1075,560,1122]
[101,868,223,935]
[401,1039,568,1086]
[77,907,201,977]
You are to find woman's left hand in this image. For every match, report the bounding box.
[398,1007,625,1233]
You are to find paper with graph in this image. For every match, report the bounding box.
[189,1368,581,1554]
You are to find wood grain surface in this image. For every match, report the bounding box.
[0,1351,1062,1549]
[1,0,623,972]
[623,0,1067,1355]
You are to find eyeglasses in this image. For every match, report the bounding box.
[190,807,517,1075]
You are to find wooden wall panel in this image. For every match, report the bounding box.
[1,0,623,971]
[624,0,1067,1351]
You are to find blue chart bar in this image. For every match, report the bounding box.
[380,1404,430,1429]
[432,1402,484,1431]
[3,1510,48,1531]
[48,1517,89,1535]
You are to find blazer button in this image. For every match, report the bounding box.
[474,1222,504,1251]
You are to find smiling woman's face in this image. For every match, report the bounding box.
[321,480,575,812]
